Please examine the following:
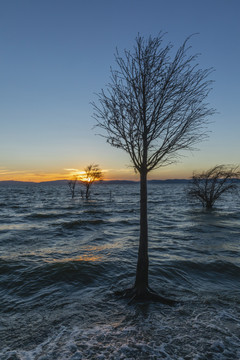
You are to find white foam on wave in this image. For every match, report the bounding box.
[1,304,240,360]
[0,323,186,360]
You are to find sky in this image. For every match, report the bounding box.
[0,0,239,182]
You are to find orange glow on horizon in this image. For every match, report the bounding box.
[0,171,70,183]
[0,166,194,182]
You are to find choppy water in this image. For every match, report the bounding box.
[0,182,239,360]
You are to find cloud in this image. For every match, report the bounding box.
[0,168,27,175]
[64,168,79,171]
[0,167,69,182]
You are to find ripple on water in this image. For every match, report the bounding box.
[0,182,239,359]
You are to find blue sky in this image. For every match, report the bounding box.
[1,0,239,181]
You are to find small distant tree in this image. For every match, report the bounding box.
[79,164,103,199]
[188,165,240,209]
[93,33,215,303]
[68,177,78,198]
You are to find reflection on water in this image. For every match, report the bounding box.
[0,223,39,231]
[48,244,121,263]
[51,254,103,262]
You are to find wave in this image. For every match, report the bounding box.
[0,202,7,207]
[25,212,63,220]
[83,209,108,215]
[1,305,240,360]
[0,258,25,274]
[61,219,105,229]
[172,259,240,276]
[0,257,107,280]
[0,258,109,310]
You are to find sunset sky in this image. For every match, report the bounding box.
[1,0,239,182]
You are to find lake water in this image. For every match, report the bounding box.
[0,182,239,360]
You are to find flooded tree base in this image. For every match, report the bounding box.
[115,286,176,306]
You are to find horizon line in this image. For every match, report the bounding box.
[0,178,192,184]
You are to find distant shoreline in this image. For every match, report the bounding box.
[0,179,192,185]
[0,178,239,186]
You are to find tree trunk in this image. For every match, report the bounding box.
[134,168,149,294]
[115,167,176,305]
[86,184,90,199]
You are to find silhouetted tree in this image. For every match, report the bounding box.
[68,177,78,198]
[188,165,240,209]
[93,33,215,303]
[79,164,103,199]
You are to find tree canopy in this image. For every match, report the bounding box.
[79,164,103,199]
[93,33,215,174]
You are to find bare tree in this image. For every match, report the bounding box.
[92,33,215,303]
[68,177,78,198]
[188,165,240,209]
[79,164,103,199]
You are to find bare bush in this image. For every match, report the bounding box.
[188,165,240,209]
[68,177,78,198]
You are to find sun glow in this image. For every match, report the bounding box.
[65,169,85,178]
[66,170,95,183]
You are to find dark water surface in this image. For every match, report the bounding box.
[0,182,239,359]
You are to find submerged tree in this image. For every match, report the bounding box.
[79,164,103,199]
[68,177,78,198]
[92,33,215,303]
[188,165,240,209]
